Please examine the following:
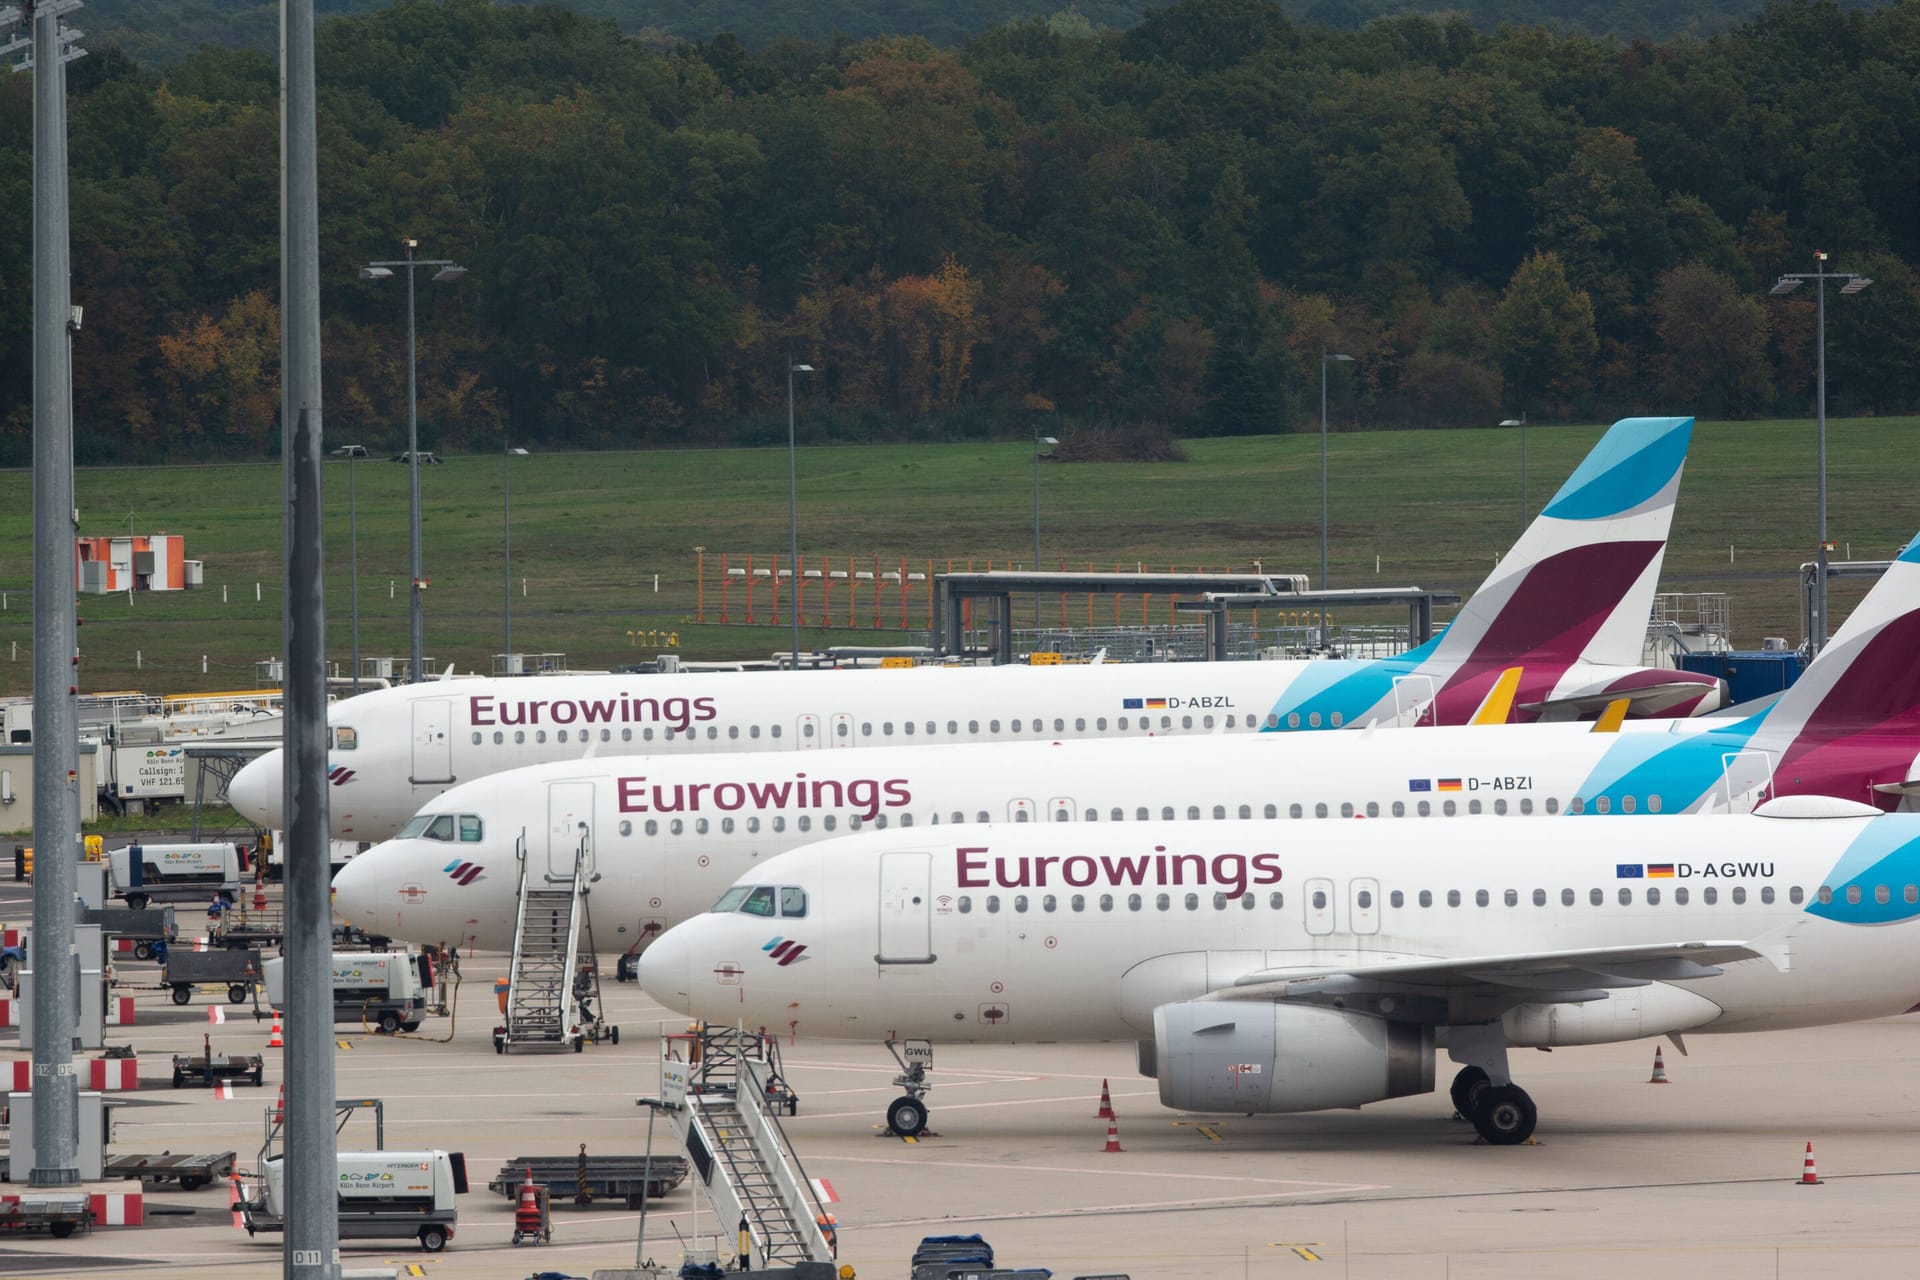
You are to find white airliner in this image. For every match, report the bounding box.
[326,530,1920,957]
[231,416,1722,840]
[635,801,1920,1144]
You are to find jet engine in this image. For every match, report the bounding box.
[1152,1001,1433,1113]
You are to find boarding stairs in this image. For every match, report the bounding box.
[658,1027,832,1267]
[500,829,593,1053]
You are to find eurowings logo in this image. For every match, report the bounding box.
[443,860,486,886]
[762,937,809,966]
[328,766,356,786]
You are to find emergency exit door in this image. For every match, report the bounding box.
[411,699,454,784]
[877,852,935,964]
[546,780,595,884]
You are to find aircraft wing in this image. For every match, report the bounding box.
[1215,940,1768,1023]
[1520,681,1724,719]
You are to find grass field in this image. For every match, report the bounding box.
[0,416,1913,698]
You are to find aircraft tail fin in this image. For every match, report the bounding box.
[1766,535,1920,755]
[1468,668,1524,725]
[1430,416,1693,672]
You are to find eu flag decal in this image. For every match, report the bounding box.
[1122,698,1144,709]
[1615,864,1645,879]
[1408,779,1432,793]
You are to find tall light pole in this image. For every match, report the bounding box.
[361,239,466,682]
[503,443,528,663]
[786,359,813,669]
[1500,414,1526,536]
[1771,252,1870,656]
[1032,431,1059,630]
[1320,351,1354,647]
[332,444,368,693]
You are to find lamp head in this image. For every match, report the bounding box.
[359,266,394,281]
[432,265,467,283]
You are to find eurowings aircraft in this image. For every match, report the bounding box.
[326,533,1920,956]
[636,801,1920,1145]
[230,416,1720,840]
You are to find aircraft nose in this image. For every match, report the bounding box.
[328,849,384,928]
[229,750,284,827]
[636,924,694,1014]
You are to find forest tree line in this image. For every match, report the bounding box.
[2,0,1918,464]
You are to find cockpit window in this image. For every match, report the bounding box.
[331,726,357,751]
[399,814,457,842]
[711,886,751,913]
[740,886,778,917]
[458,815,483,843]
[779,887,807,918]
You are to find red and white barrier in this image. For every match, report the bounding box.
[0,1190,143,1227]
[106,996,135,1026]
[0,998,12,1028]
[87,1057,139,1091]
[10,1057,142,1091]
[206,1005,225,1025]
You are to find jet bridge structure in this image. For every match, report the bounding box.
[933,570,1460,664]
[647,1026,833,1268]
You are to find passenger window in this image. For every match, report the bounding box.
[874,815,888,829]
[459,816,483,843]
[986,895,1000,913]
[1442,800,1456,816]
[1111,808,1123,822]
[780,887,808,917]
[849,816,864,830]
[1182,716,1193,730]
[746,817,760,833]
[1621,795,1636,814]
[822,816,836,832]
[741,887,777,917]
[797,816,811,832]
[1418,890,1432,907]
[696,818,709,835]
[1389,890,1403,908]
[1647,887,1661,904]
[1446,890,1461,907]
[1734,886,1748,905]
[1011,720,1022,733]
[1790,886,1804,904]
[1560,889,1573,906]
[1467,800,1481,815]
[772,817,786,833]
[1476,889,1491,907]
[1238,805,1251,819]
[1356,889,1373,909]
[1157,894,1171,911]
[771,725,782,739]
[1187,806,1201,821]
[470,731,482,745]
[957,896,973,914]
[1647,794,1662,813]
[1070,895,1085,912]
[1099,894,1114,912]
[645,820,658,836]
[750,725,761,739]
[514,731,526,744]
[557,730,569,744]
[1264,804,1277,818]
[1184,893,1199,910]
[670,819,684,835]
[1096,718,1108,730]
[1014,810,1030,824]
[1127,893,1142,911]
[1704,886,1718,904]
[1391,801,1405,817]
[1846,885,1863,905]
[622,728,633,742]
[1366,802,1380,818]
[1161,806,1175,821]
[1493,799,1507,816]
[493,731,504,744]
[1269,892,1284,909]
[1315,803,1329,818]
[1761,886,1775,904]
[1014,895,1029,912]
[1595,796,1610,814]
[884,722,894,736]
[535,730,547,744]
[990,720,1001,733]
[1213,893,1229,910]
[1618,887,1632,905]
[1519,798,1533,815]
[1590,888,1603,905]
[1567,796,1582,815]
[1674,886,1688,904]
[729,726,740,740]
[969,721,979,734]
[1312,889,1328,909]
[619,820,632,837]
[1136,807,1149,821]
[1417,801,1431,817]
[1038,894,1057,912]
[1214,805,1228,820]
[1289,804,1304,819]
[1340,803,1354,818]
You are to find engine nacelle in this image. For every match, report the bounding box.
[1153,1001,1433,1113]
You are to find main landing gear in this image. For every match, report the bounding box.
[881,1039,934,1136]
[1446,1026,1537,1146]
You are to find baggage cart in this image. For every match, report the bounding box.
[487,1153,690,1209]
[162,947,263,1005]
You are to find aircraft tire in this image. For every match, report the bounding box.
[1470,1085,1536,1146]
[1448,1066,1489,1119]
[886,1095,928,1137]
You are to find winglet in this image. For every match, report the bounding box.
[1469,668,1524,725]
[1591,698,1631,733]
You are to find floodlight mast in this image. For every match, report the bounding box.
[1768,251,1871,656]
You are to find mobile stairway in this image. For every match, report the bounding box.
[496,828,608,1053]
[650,1026,834,1268]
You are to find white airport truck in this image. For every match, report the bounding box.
[106,842,242,911]
[243,1149,467,1251]
[262,951,435,1034]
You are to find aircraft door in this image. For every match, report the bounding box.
[796,714,820,750]
[830,712,855,748]
[1048,796,1075,822]
[411,699,454,784]
[1303,877,1335,936]
[1391,675,1438,727]
[546,780,595,883]
[877,851,935,964]
[1715,750,1774,814]
[1007,798,1036,823]
[1349,877,1381,935]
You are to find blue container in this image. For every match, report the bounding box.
[1677,650,1805,707]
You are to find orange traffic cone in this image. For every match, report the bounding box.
[272,1083,285,1125]
[1094,1078,1115,1119]
[267,1011,284,1049]
[1102,1116,1124,1153]
[1797,1141,1823,1185]
[1648,1045,1670,1084]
